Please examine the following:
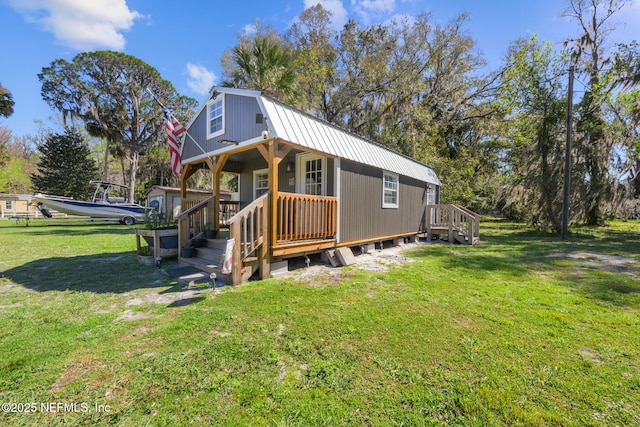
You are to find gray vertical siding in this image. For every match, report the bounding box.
[339,159,432,243]
[183,94,268,161]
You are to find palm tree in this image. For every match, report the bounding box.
[223,35,297,103]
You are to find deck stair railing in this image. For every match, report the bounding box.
[226,192,270,284]
[177,196,216,249]
[425,204,480,245]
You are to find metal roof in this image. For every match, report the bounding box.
[257,94,441,186]
[193,87,441,186]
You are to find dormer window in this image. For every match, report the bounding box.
[207,96,224,139]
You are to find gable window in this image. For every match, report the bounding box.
[382,171,399,209]
[207,96,224,139]
[253,168,269,199]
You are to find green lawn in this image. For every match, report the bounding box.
[0,218,638,426]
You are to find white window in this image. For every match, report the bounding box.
[5,201,13,210]
[253,168,269,199]
[382,171,399,208]
[207,96,224,139]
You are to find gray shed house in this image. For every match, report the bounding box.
[175,87,478,284]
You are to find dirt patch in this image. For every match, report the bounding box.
[116,310,151,322]
[51,358,105,393]
[548,251,640,276]
[580,348,603,364]
[125,288,213,307]
[289,241,423,282]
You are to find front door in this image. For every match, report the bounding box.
[291,153,326,238]
[296,153,325,196]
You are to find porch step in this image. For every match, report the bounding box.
[177,271,215,286]
[179,256,221,274]
[194,246,225,264]
[203,237,228,251]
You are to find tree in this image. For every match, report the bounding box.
[287,4,339,118]
[0,131,38,194]
[222,30,297,103]
[38,51,197,203]
[563,0,630,225]
[31,128,99,199]
[498,36,570,230]
[0,83,14,118]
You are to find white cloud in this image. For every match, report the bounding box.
[242,23,258,37]
[355,0,395,14]
[186,63,216,95]
[352,0,397,23]
[304,0,348,28]
[8,0,141,50]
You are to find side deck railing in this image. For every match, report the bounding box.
[425,204,480,245]
[276,192,337,242]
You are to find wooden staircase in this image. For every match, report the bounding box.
[177,192,269,285]
[425,204,480,245]
[178,234,260,284]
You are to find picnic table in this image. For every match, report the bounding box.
[9,214,32,226]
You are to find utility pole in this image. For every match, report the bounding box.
[562,65,575,240]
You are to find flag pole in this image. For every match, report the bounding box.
[146,87,209,156]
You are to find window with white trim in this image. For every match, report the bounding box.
[207,96,224,139]
[382,171,399,208]
[253,168,269,199]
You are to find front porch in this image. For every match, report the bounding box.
[177,190,338,285]
[175,139,339,284]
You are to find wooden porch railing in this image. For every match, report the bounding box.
[227,192,269,285]
[177,196,216,249]
[220,200,240,226]
[425,204,480,245]
[228,192,269,262]
[276,192,337,242]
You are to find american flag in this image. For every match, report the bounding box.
[164,110,186,177]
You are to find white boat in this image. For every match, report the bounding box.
[33,181,149,225]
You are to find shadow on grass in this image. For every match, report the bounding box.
[1,252,171,293]
[21,222,135,237]
[167,296,206,307]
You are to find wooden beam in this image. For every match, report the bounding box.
[276,144,292,160]
[275,138,336,160]
[256,143,269,162]
[271,239,337,258]
[180,163,193,199]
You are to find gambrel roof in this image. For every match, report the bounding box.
[184,87,441,186]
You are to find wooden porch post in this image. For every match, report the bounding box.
[426,205,432,242]
[210,154,228,230]
[268,140,292,249]
[260,197,270,279]
[178,163,193,250]
[269,140,278,260]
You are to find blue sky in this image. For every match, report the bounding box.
[1,0,640,140]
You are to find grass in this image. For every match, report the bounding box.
[0,218,639,426]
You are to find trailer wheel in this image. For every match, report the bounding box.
[122,216,135,226]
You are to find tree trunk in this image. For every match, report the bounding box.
[128,150,139,204]
[102,138,110,182]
